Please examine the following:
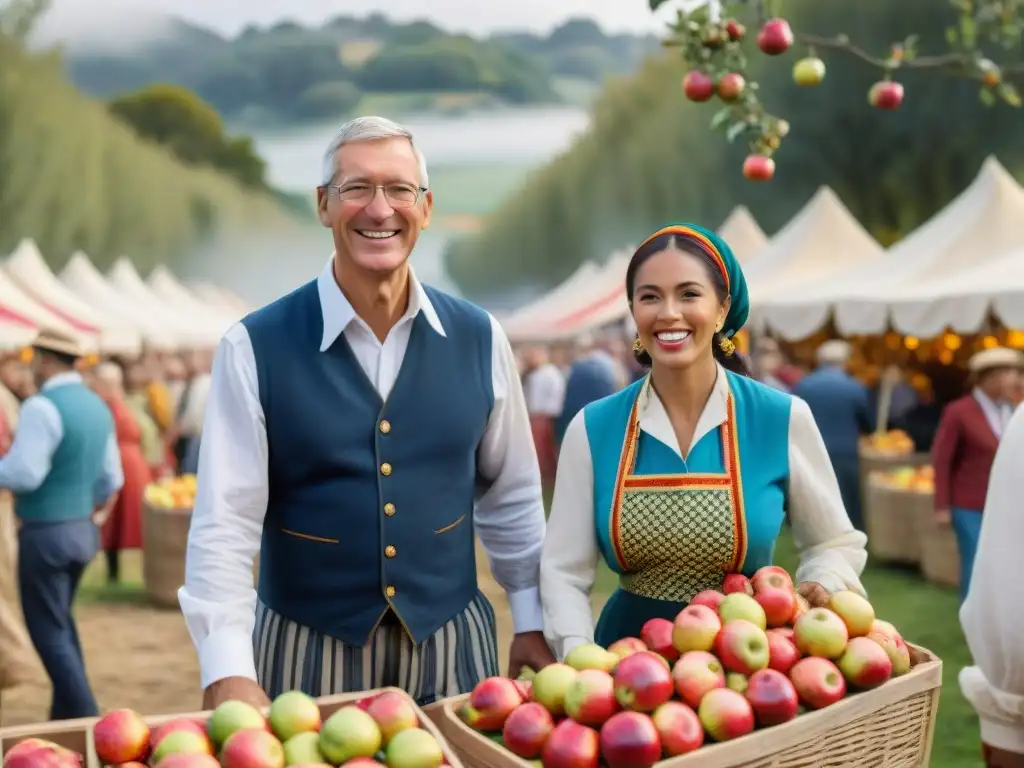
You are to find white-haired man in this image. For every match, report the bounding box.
[180,116,554,709]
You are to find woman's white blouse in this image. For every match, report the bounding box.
[541,369,869,660]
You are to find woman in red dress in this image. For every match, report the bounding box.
[93,362,151,583]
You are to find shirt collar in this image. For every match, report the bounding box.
[637,364,730,459]
[316,256,446,352]
[42,371,82,391]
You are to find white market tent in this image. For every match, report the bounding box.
[148,265,240,334]
[60,252,179,351]
[190,282,251,315]
[718,205,768,263]
[0,261,95,350]
[503,260,610,342]
[6,240,141,355]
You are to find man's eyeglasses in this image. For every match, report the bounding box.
[325,183,427,208]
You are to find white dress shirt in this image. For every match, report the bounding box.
[524,363,566,418]
[973,388,1013,440]
[179,260,547,689]
[0,371,123,504]
[541,366,868,660]
[960,404,1024,753]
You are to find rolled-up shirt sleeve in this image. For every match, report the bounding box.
[92,433,125,507]
[177,325,268,689]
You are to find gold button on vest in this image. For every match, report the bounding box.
[385,545,397,558]
[384,503,396,516]
[380,462,392,476]
[380,419,391,434]
[385,585,396,598]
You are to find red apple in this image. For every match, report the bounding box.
[220,729,285,768]
[513,679,532,700]
[766,629,801,675]
[754,583,797,628]
[613,651,674,712]
[756,18,794,55]
[150,718,209,752]
[598,712,661,768]
[716,72,746,102]
[540,719,599,768]
[867,620,912,676]
[745,669,799,726]
[671,650,725,709]
[366,691,418,744]
[671,604,721,654]
[564,643,618,673]
[725,19,745,41]
[718,593,767,631]
[721,573,753,596]
[641,617,679,662]
[837,637,893,689]
[461,676,523,731]
[565,669,620,726]
[742,154,775,182]
[714,619,770,676]
[682,70,715,102]
[689,590,725,612]
[794,608,849,659]
[750,566,794,593]
[502,702,555,759]
[530,663,579,718]
[771,626,795,643]
[828,591,875,638]
[93,708,150,764]
[3,739,82,768]
[651,700,703,756]
[151,730,216,764]
[869,80,904,109]
[791,592,810,622]
[697,688,755,742]
[608,637,647,661]
[792,57,826,86]
[149,756,221,768]
[789,657,847,709]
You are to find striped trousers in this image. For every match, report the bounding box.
[253,591,500,706]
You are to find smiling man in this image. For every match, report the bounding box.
[179,116,553,709]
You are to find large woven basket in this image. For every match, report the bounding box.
[858,449,930,511]
[865,481,932,566]
[140,499,193,609]
[437,646,941,768]
[917,507,961,589]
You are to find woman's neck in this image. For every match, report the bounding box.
[650,355,719,421]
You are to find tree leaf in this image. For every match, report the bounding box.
[710,107,732,130]
[726,121,747,143]
[650,0,672,10]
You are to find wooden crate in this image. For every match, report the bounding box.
[437,647,941,768]
[865,482,932,566]
[858,450,930,514]
[0,688,463,768]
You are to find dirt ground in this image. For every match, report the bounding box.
[0,542,522,727]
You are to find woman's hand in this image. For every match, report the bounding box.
[796,581,831,608]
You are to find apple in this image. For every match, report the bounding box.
[742,154,775,182]
[725,673,748,694]
[151,730,215,763]
[149,756,221,768]
[651,701,703,756]
[672,604,721,654]
[461,676,523,731]
[220,728,285,768]
[318,706,382,764]
[725,19,745,41]
[750,565,793,593]
[794,608,849,659]
[614,651,674,712]
[282,732,325,765]
[540,719,600,768]
[608,637,647,660]
[714,619,770,676]
[789,657,847,709]
[3,739,83,768]
[565,669,620,726]
[793,57,826,86]
[791,592,810,622]
[513,679,532,700]
[598,711,661,768]
[828,591,876,637]
[745,669,799,727]
[754,583,797,628]
[565,643,618,673]
[716,72,746,103]
[269,690,322,742]
[722,573,753,596]
[869,80,904,109]
[641,617,679,662]
[682,70,715,102]
[867,620,912,676]
[698,688,755,742]
[837,636,893,689]
[689,590,725,612]
[756,18,794,55]
[671,651,725,709]
[771,626,795,643]
[718,593,767,630]
[366,691,419,744]
[384,727,445,768]
[766,629,801,675]
[208,700,267,748]
[502,702,555,759]
[531,663,580,717]
[93,708,150,764]
[150,718,209,752]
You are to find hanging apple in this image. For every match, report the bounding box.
[756,19,793,56]
[868,80,905,109]
[725,19,745,41]
[792,57,826,87]
[742,154,775,181]
[682,70,715,102]
[716,73,746,102]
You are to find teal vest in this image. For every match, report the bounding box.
[16,383,114,522]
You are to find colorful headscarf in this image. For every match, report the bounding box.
[636,223,750,340]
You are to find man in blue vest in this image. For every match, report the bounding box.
[0,329,123,719]
[181,116,554,710]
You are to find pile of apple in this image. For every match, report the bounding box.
[459,566,914,767]
[3,691,451,768]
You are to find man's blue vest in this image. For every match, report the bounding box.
[243,280,494,645]
[16,382,114,522]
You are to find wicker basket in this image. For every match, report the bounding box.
[865,482,932,566]
[0,687,463,768]
[858,449,930,508]
[141,500,193,609]
[917,508,961,589]
[437,646,941,768]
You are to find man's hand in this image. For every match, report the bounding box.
[796,581,831,608]
[508,631,555,680]
[934,508,952,526]
[202,676,271,712]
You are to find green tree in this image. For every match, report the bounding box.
[293,80,362,120]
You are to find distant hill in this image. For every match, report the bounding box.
[60,14,658,127]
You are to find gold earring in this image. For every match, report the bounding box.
[719,336,737,356]
[633,336,644,353]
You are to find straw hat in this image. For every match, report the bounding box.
[968,347,1024,374]
[32,328,84,359]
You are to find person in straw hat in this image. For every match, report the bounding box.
[0,328,124,719]
[932,346,1024,603]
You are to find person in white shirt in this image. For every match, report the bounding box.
[960,403,1024,767]
[179,116,552,710]
[522,345,565,489]
[541,223,867,658]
